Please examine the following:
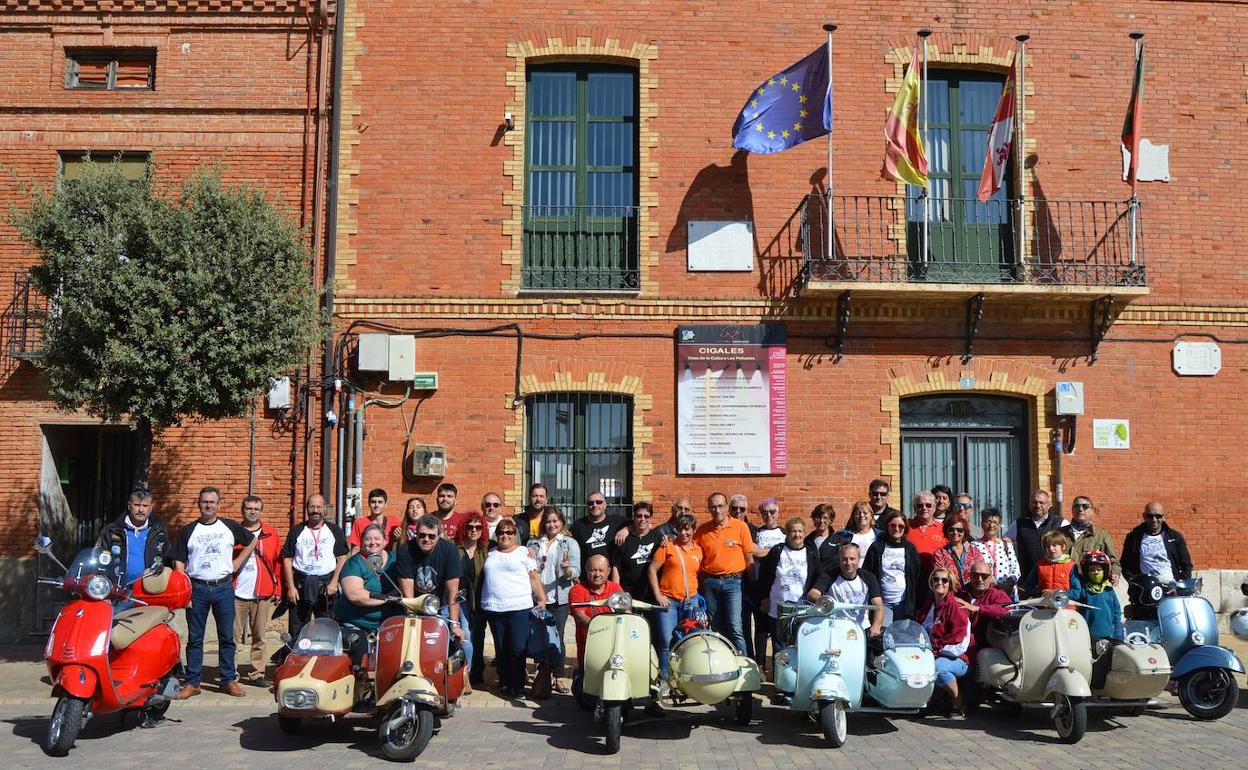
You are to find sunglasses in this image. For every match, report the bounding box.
[949,527,965,534]
[1073,503,1092,511]
[465,524,483,531]
[917,503,935,509]
[483,501,501,509]
[930,577,951,585]
[762,509,779,515]
[887,523,906,530]
[869,491,888,497]
[497,530,517,536]
[1145,513,1164,520]
[971,572,992,579]
[633,513,652,519]
[416,533,438,541]
[729,506,747,512]
[951,502,973,510]
[588,500,606,506]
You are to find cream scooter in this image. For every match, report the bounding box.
[575,592,661,754]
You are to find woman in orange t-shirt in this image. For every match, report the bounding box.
[647,513,703,679]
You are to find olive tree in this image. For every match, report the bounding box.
[13,159,322,487]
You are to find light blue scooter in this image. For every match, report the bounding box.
[1124,577,1244,720]
[773,594,933,743]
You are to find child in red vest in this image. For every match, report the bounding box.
[1019,530,1084,599]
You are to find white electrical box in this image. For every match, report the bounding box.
[1055,381,1085,416]
[388,335,416,381]
[267,377,292,409]
[408,444,446,479]
[357,333,389,371]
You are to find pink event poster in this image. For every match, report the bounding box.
[676,325,788,475]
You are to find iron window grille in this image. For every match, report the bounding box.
[524,392,634,522]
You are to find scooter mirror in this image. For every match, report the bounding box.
[33,535,53,556]
[280,632,292,644]
[366,553,384,572]
[150,559,165,575]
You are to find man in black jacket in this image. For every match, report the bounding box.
[96,489,170,589]
[1005,489,1067,581]
[1121,502,1193,583]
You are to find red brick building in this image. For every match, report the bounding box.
[2,1,1246,639]
[0,0,329,640]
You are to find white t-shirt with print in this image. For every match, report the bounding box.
[879,544,907,605]
[291,524,341,576]
[234,527,262,600]
[185,520,236,581]
[1140,533,1175,584]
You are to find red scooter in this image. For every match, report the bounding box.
[35,535,191,757]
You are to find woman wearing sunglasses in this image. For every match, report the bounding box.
[932,515,984,587]
[975,508,1021,599]
[917,566,972,716]
[458,512,490,691]
[480,521,547,699]
[527,506,581,697]
[863,509,922,621]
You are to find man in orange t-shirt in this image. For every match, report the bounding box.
[569,554,623,668]
[906,491,947,579]
[348,488,399,552]
[694,492,753,654]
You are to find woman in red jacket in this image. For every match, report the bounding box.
[916,566,972,714]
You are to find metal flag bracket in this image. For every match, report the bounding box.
[1090,295,1115,363]
[963,292,986,363]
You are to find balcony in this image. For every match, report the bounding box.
[3,272,46,360]
[798,194,1148,299]
[522,204,640,292]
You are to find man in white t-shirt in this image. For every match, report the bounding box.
[1122,502,1193,584]
[173,487,260,699]
[281,494,350,639]
[810,543,884,637]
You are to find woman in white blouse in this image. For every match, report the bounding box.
[480,520,546,699]
[527,506,580,696]
[976,508,1021,599]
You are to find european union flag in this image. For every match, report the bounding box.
[732,44,832,154]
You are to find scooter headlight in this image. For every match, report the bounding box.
[606,592,633,613]
[85,575,113,601]
[815,596,836,615]
[419,595,441,616]
[1050,590,1069,609]
[281,688,319,709]
[608,654,625,669]
[776,651,791,667]
[1056,654,1070,667]
[1190,632,1205,645]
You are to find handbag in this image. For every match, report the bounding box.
[525,607,560,660]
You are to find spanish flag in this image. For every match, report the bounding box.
[882,47,929,188]
[1122,44,1144,189]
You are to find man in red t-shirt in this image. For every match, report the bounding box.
[569,554,622,668]
[907,491,947,577]
[348,488,399,552]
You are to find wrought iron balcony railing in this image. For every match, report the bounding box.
[4,271,46,359]
[800,194,1147,288]
[522,204,640,292]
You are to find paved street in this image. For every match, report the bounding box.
[1,644,1245,769]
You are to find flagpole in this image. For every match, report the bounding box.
[824,22,837,260]
[919,28,932,268]
[1129,31,1143,267]
[1015,34,1029,270]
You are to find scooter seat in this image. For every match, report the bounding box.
[111,606,172,650]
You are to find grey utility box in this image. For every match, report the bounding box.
[1055,381,1085,416]
[357,333,389,371]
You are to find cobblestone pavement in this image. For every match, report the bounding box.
[0,666,1244,769]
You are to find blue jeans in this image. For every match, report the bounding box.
[186,580,237,686]
[440,602,473,678]
[934,655,969,686]
[485,608,530,694]
[654,594,703,678]
[701,574,746,653]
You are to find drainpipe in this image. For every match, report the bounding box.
[320,0,348,499]
[1051,426,1063,517]
[353,402,365,494]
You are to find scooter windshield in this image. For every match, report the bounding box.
[292,617,344,655]
[882,620,930,651]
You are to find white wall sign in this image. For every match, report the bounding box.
[1092,419,1130,450]
[1173,340,1221,376]
[687,220,754,271]
[1122,138,1170,182]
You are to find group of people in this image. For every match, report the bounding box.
[97,478,1195,713]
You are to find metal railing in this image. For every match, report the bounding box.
[800,194,1147,287]
[522,204,640,291]
[4,271,46,359]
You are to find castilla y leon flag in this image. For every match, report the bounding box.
[977,64,1017,202]
[882,46,928,187]
[1122,45,1145,188]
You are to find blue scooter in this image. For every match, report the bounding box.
[772,597,882,748]
[1124,576,1244,720]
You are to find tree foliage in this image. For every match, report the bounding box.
[13,159,322,438]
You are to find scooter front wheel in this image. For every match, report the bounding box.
[379,704,434,762]
[1179,668,1240,721]
[1053,693,1087,744]
[818,700,847,748]
[44,696,88,757]
[604,704,623,754]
